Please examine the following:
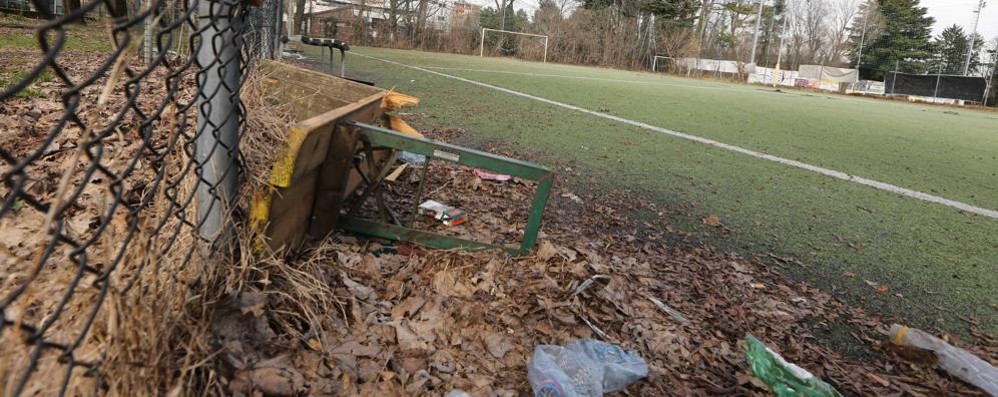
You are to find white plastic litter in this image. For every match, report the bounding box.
[399,151,427,165]
[527,339,648,397]
[890,324,998,396]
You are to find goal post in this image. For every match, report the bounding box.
[651,55,678,73]
[480,28,549,63]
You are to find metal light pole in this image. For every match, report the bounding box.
[890,59,899,95]
[983,46,998,105]
[772,14,788,86]
[749,0,764,64]
[934,62,943,100]
[962,0,985,75]
[500,0,507,31]
[855,8,868,69]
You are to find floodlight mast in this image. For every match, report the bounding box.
[962,0,986,75]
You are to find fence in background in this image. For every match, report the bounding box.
[885,72,988,103]
[654,55,993,105]
[0,0,281,392]
[646,0,998,105]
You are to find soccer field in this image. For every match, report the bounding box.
[311,46,998,333]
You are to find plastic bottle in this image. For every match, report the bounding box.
[890,324,998,396]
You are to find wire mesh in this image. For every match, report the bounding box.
[0,0,256,393]
[645,0,997,102]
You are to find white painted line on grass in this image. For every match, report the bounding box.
[419,66,949,113]
[415,66,755,92]
[354,52,998,220]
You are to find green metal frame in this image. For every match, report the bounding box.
[338,121,554,255]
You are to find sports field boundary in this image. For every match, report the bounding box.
[415,66,757,93]
[354,51,998,220]
[414,65,963,112]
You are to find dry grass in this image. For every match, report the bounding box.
[0,50,350,394]
[240,70,296,192]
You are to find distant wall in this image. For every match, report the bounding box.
[798,65,859,84]
[747,67,799,87]
[675,58,756,75]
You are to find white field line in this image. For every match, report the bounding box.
[415,66,755,92]
[419,65,949,112]
[354,52,998,220]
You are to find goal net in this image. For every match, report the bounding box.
[479,28,549,63]
[651,56,679,73]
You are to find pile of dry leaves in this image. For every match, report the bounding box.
[214,127,997,396]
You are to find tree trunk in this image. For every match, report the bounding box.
[63,0,84,22]
[389,0,399,40]
[294,0,306,34]
[109,0,128,18]
[414,0,427,45]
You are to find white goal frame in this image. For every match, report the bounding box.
[651,55,681,73]
[479,28,549,63]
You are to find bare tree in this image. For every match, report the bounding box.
[827,0,859,65]
[803,0,827,63]
[62,0,83,19]
[388,0,401,38]
[556,0,575,16]
[849,0,885,62]
[294,0,306,34]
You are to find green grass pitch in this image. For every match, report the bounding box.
[306,45,998,335]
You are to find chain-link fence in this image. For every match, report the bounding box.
[0,0,281,392]
[647,0,998,104]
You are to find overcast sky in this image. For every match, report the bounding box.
[469,0,998,44]
[923,0,997,41]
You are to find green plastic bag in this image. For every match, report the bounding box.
[745,335,843,397]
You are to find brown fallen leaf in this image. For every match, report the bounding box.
[362,253,382,279]
[702,214,721,227]
[393,320,430,351]
[432,269,474,298]
[342,272,376,300]
[866,373,890,387]
[230,355,306,397]
[483,330,513,359]
[536,240,558,262]
[391,296,427,320]
[865,279,889,293]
